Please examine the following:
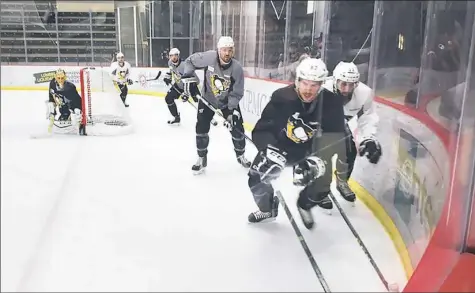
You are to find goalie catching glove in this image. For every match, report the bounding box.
[293,155,327,186]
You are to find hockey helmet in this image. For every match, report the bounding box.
[116,52,125,61]
[169,48,180,56]
[333,61,360,83]
[217,36,234,49]
[295,58,328,83]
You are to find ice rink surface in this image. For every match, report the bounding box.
[1,90,407,292]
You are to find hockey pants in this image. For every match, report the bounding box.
[195,100,246,157]
[165,83,199,117]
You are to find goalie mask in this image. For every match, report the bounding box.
[285,112,320,144]
[55,68,66,88]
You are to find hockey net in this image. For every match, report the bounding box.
[79,67,133,136]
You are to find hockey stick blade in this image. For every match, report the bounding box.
[276,191,332,293]
[134,71,162,83]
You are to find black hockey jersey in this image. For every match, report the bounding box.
[252,85,347,160]
[48,79,82,111]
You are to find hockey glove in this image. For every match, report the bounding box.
[358,138,382,164]
[163,72,172,86]
[127,79,133,85]
[182,76,199,97]
[286,112,317,143]
[250,145,287,184]
[223,109,241,131]
[293,156,327,186]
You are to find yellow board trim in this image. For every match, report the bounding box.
[1,86,412,279]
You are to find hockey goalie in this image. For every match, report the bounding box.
[44,68,83,136]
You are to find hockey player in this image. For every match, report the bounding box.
[247,58,348,229]
[182,36,251,174]
[322,61,382,203]
[110,52,133,107]
[46,68,83,132]
[163,47,200,125]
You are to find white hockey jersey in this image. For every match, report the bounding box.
[110,61,132,84]
[322,79,379,144]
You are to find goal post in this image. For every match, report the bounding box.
[79,67,133,136]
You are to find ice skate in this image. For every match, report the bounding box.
[167,114,181,125]
[191,155,207,175]
[237,154,251,168]
[336,178,356,206]
[248,196,279,223]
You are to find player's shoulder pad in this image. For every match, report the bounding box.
[231,58,243,68]
[355,81,373,98]
[65,80,77,89]
[270,85,297,103]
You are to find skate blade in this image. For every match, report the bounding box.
[167,123,181,126]
[192,168,206,175]
[248,217,277,224]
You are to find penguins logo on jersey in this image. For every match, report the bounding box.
[171,70,182,84]
[117,69,128,81]
[210,74,231,96]
[285,112,319,144]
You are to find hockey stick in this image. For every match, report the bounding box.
[196,92,331,291]
[276,190,332,292]
[194,94,254,143]
[327,191,399,292]
[170,85,218,126]
[184,98,218,126]
[134,71,161,83]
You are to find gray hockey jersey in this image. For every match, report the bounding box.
[184,50,244,110]
[168,59,198,90]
